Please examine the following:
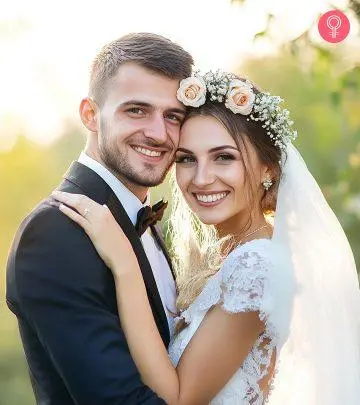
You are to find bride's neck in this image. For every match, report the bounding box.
[216,211,272,245]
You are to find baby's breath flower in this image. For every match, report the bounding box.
[176,70,298,150]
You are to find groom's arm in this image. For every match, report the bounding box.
[14,205,166,405]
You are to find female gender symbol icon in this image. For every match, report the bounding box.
[318,10,350,43]
[327,15,342,38]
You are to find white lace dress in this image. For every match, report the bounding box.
[168,238,295,404]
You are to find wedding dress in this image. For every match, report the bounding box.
[169,144,360,404]
[169,238,295,404]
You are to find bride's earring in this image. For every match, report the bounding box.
[262,179,273,191]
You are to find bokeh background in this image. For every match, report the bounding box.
[1,0,360,403]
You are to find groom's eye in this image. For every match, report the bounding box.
[165,113,183,123]
[126,107,145,116]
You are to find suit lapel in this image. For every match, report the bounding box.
[107,194,170,346]
[150,224,176,281]
[63,162,170,347]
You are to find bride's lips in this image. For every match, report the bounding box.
[192,191,230,208]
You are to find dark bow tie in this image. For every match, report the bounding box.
[135,199,168,236]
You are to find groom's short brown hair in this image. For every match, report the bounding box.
[89,32,194,105]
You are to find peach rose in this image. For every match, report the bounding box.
[177,76,206,107]
[225,80,255,115]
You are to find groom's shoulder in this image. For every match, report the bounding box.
[15,196,81,248]
[18,176,87,238]
[21,197,61,228]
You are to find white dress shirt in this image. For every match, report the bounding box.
[78,152,177,337]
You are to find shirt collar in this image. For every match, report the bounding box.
[78,152,150,225]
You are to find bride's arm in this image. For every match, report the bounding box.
[52,191,265,405]
[112,254,180,403]
[115,266,266,405]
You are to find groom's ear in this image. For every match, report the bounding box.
[79,97,98,133]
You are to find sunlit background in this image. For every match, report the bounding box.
[1,0,360,403]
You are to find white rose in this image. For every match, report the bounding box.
[225,79,255,115]
[177,76,206,107]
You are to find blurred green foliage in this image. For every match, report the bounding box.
[1,13,360,405]
[0,129,85,405]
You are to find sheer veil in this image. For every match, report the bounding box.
[269,144,360,404]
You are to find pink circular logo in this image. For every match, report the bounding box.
[318,10,350,43]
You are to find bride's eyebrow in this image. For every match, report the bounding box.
[176,145,238,154]
[176,147,194,154]
[208,146,238,152]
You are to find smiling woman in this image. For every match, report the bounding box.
[170,90,280,320]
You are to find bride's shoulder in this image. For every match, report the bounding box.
[221,238,275,276]
[180,238,294,342]
[219,237,295,342]
[221,237,293,292]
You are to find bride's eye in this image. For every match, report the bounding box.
[215,154,235,161]
[175,155,196,164]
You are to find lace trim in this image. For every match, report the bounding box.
[180,239,279,339]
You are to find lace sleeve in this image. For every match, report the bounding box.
[220,244,269,315]
[180,239,295,344]
[220,239,295,343]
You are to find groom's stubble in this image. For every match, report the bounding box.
[97,115,175,189]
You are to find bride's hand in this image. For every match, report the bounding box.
[51,190,137,273]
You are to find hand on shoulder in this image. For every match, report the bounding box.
[52,190,137,273]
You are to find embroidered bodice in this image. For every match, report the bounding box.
[168,239,294,404]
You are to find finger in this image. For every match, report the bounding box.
[52,191,97,216]
[58,203,89,232]
[51,190,83,210]
[102,204,111,213]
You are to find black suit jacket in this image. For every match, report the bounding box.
[6,162,171,405]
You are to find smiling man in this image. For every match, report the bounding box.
[6,33,193,405]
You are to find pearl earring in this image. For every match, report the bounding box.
[262,179,273,191]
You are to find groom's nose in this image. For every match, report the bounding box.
[143,113,167,144]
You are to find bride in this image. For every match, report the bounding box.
[53,71,360,404]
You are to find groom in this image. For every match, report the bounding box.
[6,33,193,404]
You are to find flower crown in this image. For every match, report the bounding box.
[176,70,297,150]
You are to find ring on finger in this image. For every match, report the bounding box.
[83,207,90,218]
